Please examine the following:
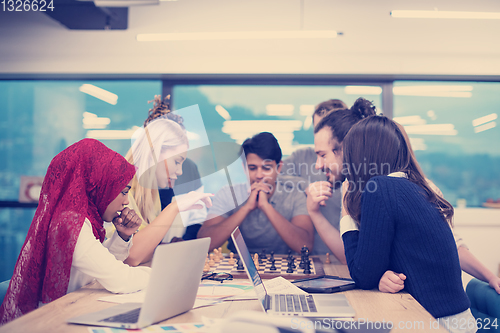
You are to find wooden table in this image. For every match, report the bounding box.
[0,258,447,332]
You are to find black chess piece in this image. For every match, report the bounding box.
[287,250,293,260]
[299,254,305,269]
[260,249,267,260]
[256,253,263,264]
[269,251,275,262]
[286,260,294,273]
[290,257,296,269]
[303,259,312,274]
[236,258,244,270]
[270,260,277,271]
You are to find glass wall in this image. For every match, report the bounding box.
[393,81,500,207]
[0,80,161,281]
[173,84,383,194]
[2,78,499,282]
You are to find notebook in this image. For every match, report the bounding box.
[67,237,210,329]
[231,227,356,318]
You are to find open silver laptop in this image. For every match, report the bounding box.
[68,237,210,329]
[231,227,355,318]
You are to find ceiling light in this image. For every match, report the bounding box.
[303,117,313,130]
[222,120,302,134]
[408,137,427,151]
[472,113,497,127]
[137,30,338,42]
[86,128,139,140]
[82,111,111,129]
[79,84,118,105]
[390,10,500,19]
[299,105,315,116]
[474,122,496,133]
[404,124,457,136]
[393,115,426,126]
[266,104,294,116]
[393,85,473,98]
[215,105,231,120]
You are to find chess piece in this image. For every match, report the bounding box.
[213,249,221,263]
[325,253,331,264]
[304,259,312,274]
[260,249,267,260]
[254,253,260,270]
[270,251,275,262]
[209,253,215,266]
[286,260,294,273]
[270,260,277,271]
[236,258,244,270]
[203,258,210,272]
[228,252,235,265]
[299,253,305,269]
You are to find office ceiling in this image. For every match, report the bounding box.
[0,0,499,75]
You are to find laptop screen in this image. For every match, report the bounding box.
[231,227,268,310]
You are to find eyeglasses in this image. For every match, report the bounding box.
[201,272,233,283]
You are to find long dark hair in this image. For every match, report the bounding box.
[314,97,377,142]
[343,116,454,226]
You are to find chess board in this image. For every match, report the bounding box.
[209,254,325,280]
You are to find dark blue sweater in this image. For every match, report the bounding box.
[342,176,470,319]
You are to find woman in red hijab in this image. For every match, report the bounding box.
[0,139,151,324]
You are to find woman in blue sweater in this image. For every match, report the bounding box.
[340,115,476,333]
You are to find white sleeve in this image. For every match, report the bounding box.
[178,186,208,227]
[103,229,133,262]
[72,219,151,294]
[340,215,359,236]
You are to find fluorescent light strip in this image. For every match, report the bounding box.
[396,91,472,98]
[299,105,315,116]
[394,85,473,93]
[86,129,137,140]
[79,84,118,105]
[303,117,313,130]
[474,122,497,133]
[393,86,473,98]
[391,10,500,20]
[137,30,337,42]
[408,137,427,151]
[404,124,457,135]
[222,120,302,133]
[266,104,294,116]
[345,86,382,95]
[472,113,498,127]
[215,105,231,120]
[393,115,426,126]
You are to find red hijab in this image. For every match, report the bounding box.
[0,139,136,324]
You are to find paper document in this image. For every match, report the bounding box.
[264,276,308,294]
[197,281,253,299]
[225,276,307,301]
[98,290,219,309]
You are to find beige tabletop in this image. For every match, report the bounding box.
[0,257,447,333]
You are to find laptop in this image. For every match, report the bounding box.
[231,227,356,318]
[67,237,210,329]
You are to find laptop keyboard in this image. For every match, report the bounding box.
[267,294,317,312]
[99,307,141,323]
